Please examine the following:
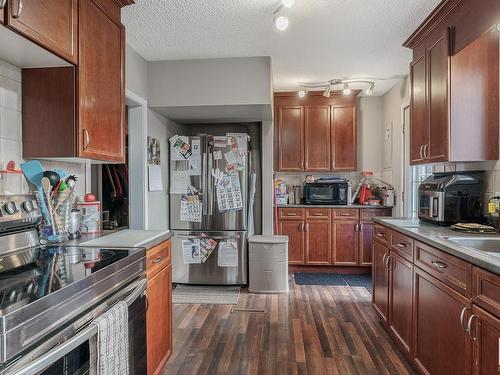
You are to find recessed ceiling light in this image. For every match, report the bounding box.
[274,15,289,31]
[298,89,306,98]
[343,83,351,96]
[282,0,296,8]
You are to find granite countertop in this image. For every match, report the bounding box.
[277,204,394,209]
[374,217,500,275]
[72,229,173,250]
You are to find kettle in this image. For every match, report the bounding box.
[68,209,88,239]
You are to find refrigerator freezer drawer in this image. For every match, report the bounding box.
[172,230,248,285]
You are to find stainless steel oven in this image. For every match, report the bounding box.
[0,278,147,375]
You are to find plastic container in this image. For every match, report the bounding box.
[36,190,73,244]
[248,235,289,293]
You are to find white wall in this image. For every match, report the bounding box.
[126,45,149,101]
[148,57,273,108]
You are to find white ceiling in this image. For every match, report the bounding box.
[123,0,440,96]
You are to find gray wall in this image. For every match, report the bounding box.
[126,45,149,100]
[148,57,272,107]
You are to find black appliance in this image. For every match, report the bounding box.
[303,180,349,205]
[418,172,483,225]
[0,195,147,374]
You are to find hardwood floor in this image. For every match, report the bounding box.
[164,275,416,375]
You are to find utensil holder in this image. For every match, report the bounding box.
[35,190,73,245]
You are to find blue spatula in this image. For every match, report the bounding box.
[20,160,50,219]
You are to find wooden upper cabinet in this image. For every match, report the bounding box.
[7,0,78,64]
[427,29,450,162]
[331,106,356,171]
[405,1,500,166]
[277,106,304,171]
[274,92,357,172]
[78,0,125,162]
[410,53,428,165]
[304,106,330,171]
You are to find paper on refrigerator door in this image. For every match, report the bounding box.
[216,173,243,212]
[170,135,191,160]
[200,237,217,263]
[191,139,201,156]
[148,165,163,191]
[230,174,243,210]
[180,195,202,222]
[217,241,239,267]
[213,151,223,160]
[188,156,201,176]
[213,136,227,148]
[170,170,190,194]
[182,239,201,264]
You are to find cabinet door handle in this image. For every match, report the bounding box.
[459,307,470,332]
[305,223,309,232]
[419,145,424,160]
[0,0,6,9]
[12,0,22,18]
[83,129,90,150]
[150,256,163,264]
[466,315,478,341]
[431,260,447,269]
[424,144,429,159]
[385,254,391,269]
[382,253,388,266]
[298,223,303,232]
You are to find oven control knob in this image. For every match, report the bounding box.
[3,202,18,215]
[22,201,33,213]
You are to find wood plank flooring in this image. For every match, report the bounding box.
[164,275,416,375]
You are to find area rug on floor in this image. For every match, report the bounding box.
[294,273,372,292]
[172,285,241,305]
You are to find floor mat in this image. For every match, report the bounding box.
[294,273,347,286]
[173,285,241,305]
[294,272,372,293]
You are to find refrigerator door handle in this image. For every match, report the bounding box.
[177,234,241,240]
[208,151,214,215]
[202,152,208,215]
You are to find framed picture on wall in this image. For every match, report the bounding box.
[147,136,161,165]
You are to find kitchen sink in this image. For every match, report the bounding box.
[442,236,500,255]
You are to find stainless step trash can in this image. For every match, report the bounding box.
[248,235,289,293]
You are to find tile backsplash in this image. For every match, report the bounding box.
[274,171,385,190]
[0,59,87,199]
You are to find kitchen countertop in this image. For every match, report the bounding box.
[72,229,173,250]
[277,204,394,209]
[374,217,500,275]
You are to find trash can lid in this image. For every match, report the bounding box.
[248,235,289,244]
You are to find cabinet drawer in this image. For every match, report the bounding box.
[360,208,392,221]
[373,224,391,246]
[473,266,500,317]
[279,208,305,220]
[415,241,472,297]
[332,208,359,220]
[146,240,172,277]
[390,232,414,261]
[306,208,331,219]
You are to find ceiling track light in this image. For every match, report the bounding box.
[297,79,376,97]
[273,0,295,31]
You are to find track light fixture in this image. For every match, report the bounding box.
[297,79,376,97]
[273,0,296,31]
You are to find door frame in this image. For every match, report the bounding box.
[401,102,410,217]
[126,89,148,229]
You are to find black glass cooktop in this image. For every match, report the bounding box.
[0,246,137,315]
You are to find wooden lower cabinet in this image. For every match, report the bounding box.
[372,241,390,323]
[413,267,472,375]
[470,305,500,375]
[388,252,413,354]
[359,221,374,265]
[305,218,331,265]
[279,220,304,264]
[332,220,358,265]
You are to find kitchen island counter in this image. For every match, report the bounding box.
[76,229,173,250]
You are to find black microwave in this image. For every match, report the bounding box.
[304,181,349,205]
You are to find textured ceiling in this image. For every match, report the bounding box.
[122,0,440,95]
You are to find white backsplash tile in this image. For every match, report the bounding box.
[0,76,21,112]
[0,107,21,140]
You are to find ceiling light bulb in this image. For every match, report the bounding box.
[282,0,296,8]
[274,15,289,31]
[343,84,351,96]
[298,89,306,98]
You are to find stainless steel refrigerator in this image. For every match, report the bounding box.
[170,133,251,285]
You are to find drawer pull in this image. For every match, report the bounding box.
[340,213,352,216]
[431,260,447,269]
[286,213,297,216]
[376,232,385,237]
[150,257,163,264]
[396,242,407,248]
[459,307,470,332]
[313,213,324,216]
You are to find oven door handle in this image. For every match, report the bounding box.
[2,279,147,375]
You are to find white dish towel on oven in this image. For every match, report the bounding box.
[89,301,129,375]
